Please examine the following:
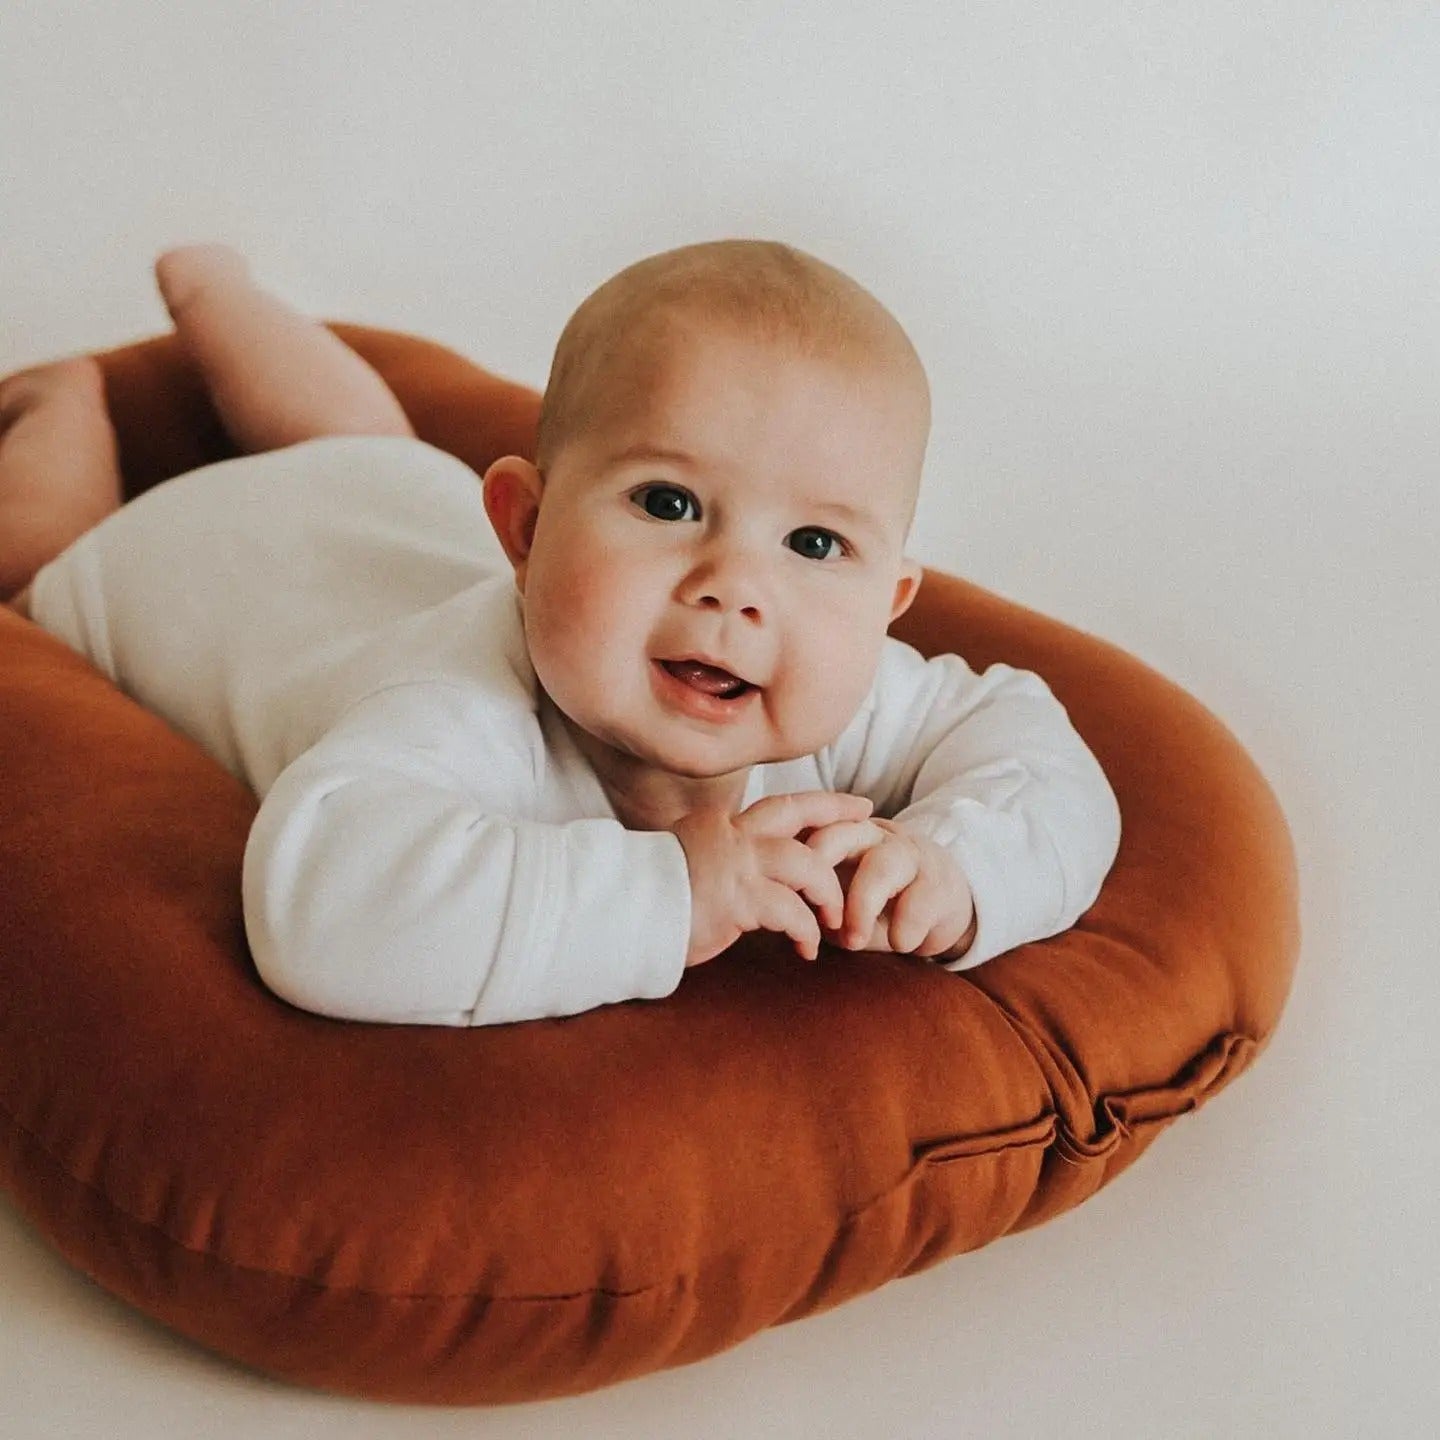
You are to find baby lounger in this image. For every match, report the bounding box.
[0,327,1300,1404]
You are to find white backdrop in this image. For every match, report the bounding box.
[3,3,1436,1436]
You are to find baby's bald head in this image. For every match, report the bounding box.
[535,240,930,528]
[481,240,932,812]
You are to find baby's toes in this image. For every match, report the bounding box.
[154,243,251,314]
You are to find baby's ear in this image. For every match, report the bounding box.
[889,559,923,622]
[482,458,543,584]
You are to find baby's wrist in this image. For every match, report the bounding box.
[937,909,978,962]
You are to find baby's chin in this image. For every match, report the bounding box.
[559,694,849,780]
[630,735,831,780]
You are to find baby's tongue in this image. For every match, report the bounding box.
[664,660,741,695]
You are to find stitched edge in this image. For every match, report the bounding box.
[0,1091,672,1305]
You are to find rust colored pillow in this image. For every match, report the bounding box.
[0,328,1300,1404]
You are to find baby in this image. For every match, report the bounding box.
[0,240,1121,1026]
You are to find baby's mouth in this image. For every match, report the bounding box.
[657,658,755,700]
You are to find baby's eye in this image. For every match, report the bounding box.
[632,484,699,522]
[787,527,846,562]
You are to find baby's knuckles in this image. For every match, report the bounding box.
[672,791,871,967]
[675,807,792,967]
[817,823,974,957]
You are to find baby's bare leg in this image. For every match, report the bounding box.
[155,245,414,454]
[0,357,122,606]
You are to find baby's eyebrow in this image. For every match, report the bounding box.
[805,499,879,533]
[605,443,697,469]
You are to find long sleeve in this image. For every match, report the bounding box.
[242,681,692,1026]
[823,640,1122,971]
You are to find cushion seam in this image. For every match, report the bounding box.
[0,1091,673,1305]
[948,971,1263,1159]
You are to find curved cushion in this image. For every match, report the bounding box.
[0,327,1300,1403]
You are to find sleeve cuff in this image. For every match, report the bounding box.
[472,821,691,1024]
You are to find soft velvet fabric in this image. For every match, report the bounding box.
[0,328,1300,1404]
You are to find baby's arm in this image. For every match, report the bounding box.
[243,683,691,1025]
[242,683,869,1025]
[819,642,1123,971]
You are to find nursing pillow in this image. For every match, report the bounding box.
[0,327,1300,1403]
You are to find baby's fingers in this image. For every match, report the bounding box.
[759,880,824,962]
[841,841,919,948]
[884,870,949,954]
[803,818,886,869]
[738,791,873,840]
[762,838,847,932]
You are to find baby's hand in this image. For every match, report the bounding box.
[803,815,977,962]
[670,792,875,969]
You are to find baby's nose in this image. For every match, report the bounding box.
[696,590,761,620]
[682,551,766,620]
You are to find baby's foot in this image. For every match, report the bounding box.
[0,354,118,601]
[0,355,107,432]
[154,243,253,319]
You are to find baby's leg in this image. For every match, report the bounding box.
[155,245,414,454]
[0,357,122,607]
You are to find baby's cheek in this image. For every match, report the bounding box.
[528,568,634,702]
[529,550,599,638]
[781,650,881,755]
[811,618,885,707]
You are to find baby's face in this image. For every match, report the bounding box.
[515,325,926,787]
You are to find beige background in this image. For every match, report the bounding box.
[2,2,1435,1436]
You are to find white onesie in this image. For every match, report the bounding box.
[29,436,1122,1027]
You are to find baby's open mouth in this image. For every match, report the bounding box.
[658,658,755,700]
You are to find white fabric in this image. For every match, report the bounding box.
[29,436,1122,1026]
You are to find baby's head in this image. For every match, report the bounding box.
[482,239,930,813]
